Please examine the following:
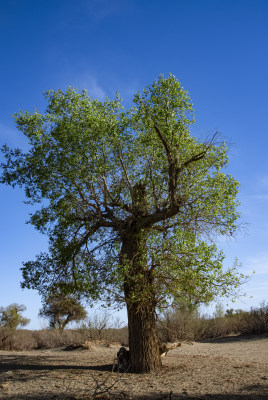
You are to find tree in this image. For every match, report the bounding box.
[1,74,245,372]
[0,304,30,330]
[39,293,87,331]
[0,304,30,349]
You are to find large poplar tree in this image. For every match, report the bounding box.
[1,75,244,372]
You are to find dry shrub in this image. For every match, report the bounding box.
[32,329,85,348]
[235,303,268,334]
[0,327,14,350]
[1,305,266,351]
[99,327,128,345]
[78,326,128,346]
[158,308,203,342]
[10,330,38,350]
[191,316,235,340]
[0,326,128,351]
[158,303,268,342]
[0,329,37,350]
[0,328,86,350]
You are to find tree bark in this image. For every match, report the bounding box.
[118,183,162,372]
[127,301,161,373]
[120,232,161,373]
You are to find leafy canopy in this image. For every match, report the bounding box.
[0,304,30,330]
[39,293,86,331]
[1,74,245,309]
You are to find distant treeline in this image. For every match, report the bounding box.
[0,303,267,351]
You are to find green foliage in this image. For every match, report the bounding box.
[39,293,87,332]
[1,74,245,311]
[0,303,30,330]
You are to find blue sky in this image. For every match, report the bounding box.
[0,0,268,329]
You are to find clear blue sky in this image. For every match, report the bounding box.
[0,0,268,329]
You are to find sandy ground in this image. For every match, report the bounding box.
[0,334,268,399]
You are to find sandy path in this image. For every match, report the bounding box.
[177,334,268,364]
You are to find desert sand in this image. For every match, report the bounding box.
[0,334,267,399]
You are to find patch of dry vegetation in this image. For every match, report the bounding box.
[0,303,267,351]
[0,326,128,351]
[158,303,268,343]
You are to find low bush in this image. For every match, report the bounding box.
[158,303,268,342]
[0,326,128,351]
[77,326,128,345]
[33,329,85,349]
[0,328,37,350]
[237,303,268,334]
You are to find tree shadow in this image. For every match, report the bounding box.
[0,394,76,400]
[1,387,268,400]
[0,354,114,373]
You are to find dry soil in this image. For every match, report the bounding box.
[0,334,267,399]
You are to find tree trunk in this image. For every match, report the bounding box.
[119,183,161,372]
[120,231,161,373]
[127,301,161,373]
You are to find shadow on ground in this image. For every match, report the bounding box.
[1,389,268,400]
[0,354,114,373]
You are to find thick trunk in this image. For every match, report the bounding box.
[119,183,161,372]
[127,301,161,373]
[120,232,161,373]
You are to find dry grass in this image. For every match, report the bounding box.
[0,304,267,351]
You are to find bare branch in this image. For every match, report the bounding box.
[118,149,134,199]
